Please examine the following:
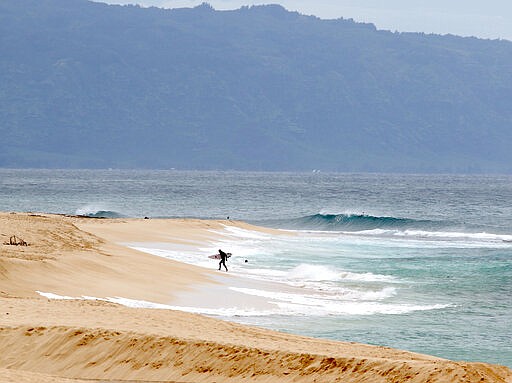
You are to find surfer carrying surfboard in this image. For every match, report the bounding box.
[218,249,229,272]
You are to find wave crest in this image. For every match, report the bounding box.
[75,205,125,218]
[286,264,397,283]
[283,213,438,231]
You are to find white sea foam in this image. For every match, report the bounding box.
[214,225,273,239]
[272,300,452,316]
[344,228,512,244]
[318,209,378,217]
[37,291,75,300]
[36,291,280,317]
[105,297,278,316]
[230,286,396,304]
[279,264,397,284]
[287,264,340,281]
[339,271,398,283]
[75,204,100,216]
[37,290,449,317]
[229,287,448,316]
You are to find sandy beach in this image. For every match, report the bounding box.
[0,212,511,383]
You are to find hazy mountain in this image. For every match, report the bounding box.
[1,0,511,172]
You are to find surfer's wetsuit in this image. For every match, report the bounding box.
[218,249,228,272]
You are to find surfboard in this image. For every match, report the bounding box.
[208,253,232,259]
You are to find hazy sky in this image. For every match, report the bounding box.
[102,0,512,41]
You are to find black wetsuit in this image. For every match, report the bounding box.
[218,250,228,271]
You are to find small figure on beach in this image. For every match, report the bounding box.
[218,249,229,272]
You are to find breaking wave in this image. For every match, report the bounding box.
[75,205,125,218]
[275,213,442,232]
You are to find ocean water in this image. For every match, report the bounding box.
[1,169,511,367]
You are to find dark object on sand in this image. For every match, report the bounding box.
[4,235,29,246]
[218,249,229,272]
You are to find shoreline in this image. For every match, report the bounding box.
[0,212,511,383]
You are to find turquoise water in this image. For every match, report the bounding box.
[1,169,511,366]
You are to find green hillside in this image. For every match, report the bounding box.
[1,0,511,172]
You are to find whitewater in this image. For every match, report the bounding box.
[1,169,511,367]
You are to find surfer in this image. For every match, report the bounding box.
[218,249,229,272]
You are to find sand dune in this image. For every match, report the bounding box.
[0,212,511,383]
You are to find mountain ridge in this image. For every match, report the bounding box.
[1,0,511,172]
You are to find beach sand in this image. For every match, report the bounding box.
[0,212,510,383]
